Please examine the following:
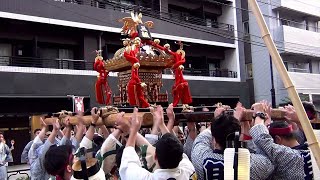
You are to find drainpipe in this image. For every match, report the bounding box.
[98,32,103,50]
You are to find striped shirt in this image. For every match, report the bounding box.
[250,124,312,180]
[191,129,274,180]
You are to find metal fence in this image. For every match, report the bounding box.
[165,68,238,78]
[0,56,237,78]
[0,56,89,70]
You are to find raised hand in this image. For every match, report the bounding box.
[166,103,175,121]
[214,107,225,118]
[260,100,272,126]
[284,105,299,123]
[234,102,245,121]
[251,103,266,125]
[52,119,61,131]
[91,107,100,124]
[40,117,47,128]
[251,103,265,114]
[115,112,130,134]
[63,116,71,127]
[126,107,141,147]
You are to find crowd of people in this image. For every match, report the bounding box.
[0,101,319,180]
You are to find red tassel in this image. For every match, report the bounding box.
[124,47,149,107]
[94,58,112,105]
[171,53,192,107]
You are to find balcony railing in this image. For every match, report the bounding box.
[164,68,237,78]
[0,56,88,70]
[53,0,234,32]
[0,56,237,78]
[167,11,234,31]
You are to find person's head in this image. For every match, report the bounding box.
[211,114,241,150]
[155,133,183,169]
[269,121,298,147]
[0,132,4,143]
[34,129,41,136]
[44,145,73,180]
[303,101,317,120]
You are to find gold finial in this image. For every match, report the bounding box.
[96,50,102,56]
[176,41,184,50]
[95,50,103,61]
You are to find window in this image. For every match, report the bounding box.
[0,44,12,66]
[312,95,320,112]
[299,93,310,101]
[206,19,212,28]
[120,0,134,13]
[243,21,250,36]
[246,63,253,79]
[59,49,74,69]
[286,62,310,73]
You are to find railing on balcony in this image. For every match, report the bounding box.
[0,56,88,70]
[280,19,319,33]
[0,56,237,78]
[164,68,237,78]
[53,0,234,32]
[167,10,234,31]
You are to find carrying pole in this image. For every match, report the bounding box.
[248,0,320,168]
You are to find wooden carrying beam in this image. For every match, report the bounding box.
[44,109,286,127]
[248,0,320,168]
[44,112,154,127]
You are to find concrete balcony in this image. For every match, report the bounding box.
[271,0,320,18]
[289,72,320,94]
[275,25,320,57]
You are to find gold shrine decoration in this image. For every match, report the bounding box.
[248,0,320,168]
[118,12,154,36]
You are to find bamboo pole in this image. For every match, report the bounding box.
[248,0,320,168]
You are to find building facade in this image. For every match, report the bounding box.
[246,0,320,108]
[0,0,249,164]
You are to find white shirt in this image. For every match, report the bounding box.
[120,146,196,180]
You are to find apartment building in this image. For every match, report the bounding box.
[0,0,249,164]
[246,0,320,108]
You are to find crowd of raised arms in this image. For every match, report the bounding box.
[1,101,318,180]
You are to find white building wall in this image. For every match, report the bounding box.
[273,0,320,18]
[221,49,237,72]
[249,0,320,105]
[217,5,234,25]
[249,0,274,103]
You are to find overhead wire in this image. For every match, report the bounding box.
[200,0,320,32]
[137,0,320,53]
[126,1,320,56]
